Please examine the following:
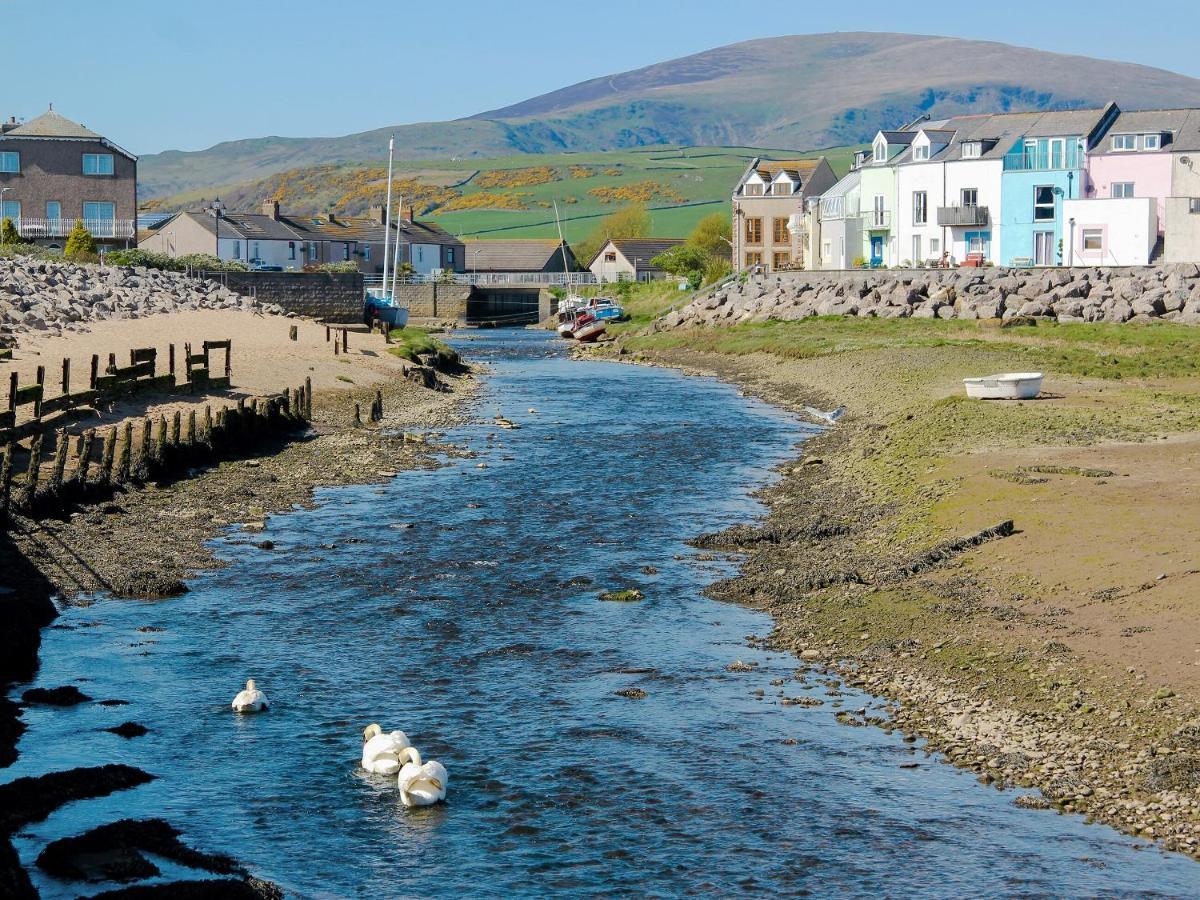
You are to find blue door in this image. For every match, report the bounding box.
[870,236,884,267]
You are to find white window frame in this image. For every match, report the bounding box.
[961,142,981,159]
[913,191,927,226]
[1144,133,1161,151]
[913,144,930,161]
[912,235,922,263]
[82,201,114,221]
[961,188,978,208]
[1112,182,1135,199]
[1034,185,1056,222]
[0,151,18,173]
[1081,229,1103,252]
[930,238,940,257]
[1111,134,1136,152]
[82,153,114,175]
[46,201,61,220]
[873,139,886,162]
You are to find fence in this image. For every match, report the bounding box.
[0,337,300,524]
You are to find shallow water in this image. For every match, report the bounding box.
[8,330,1198,898]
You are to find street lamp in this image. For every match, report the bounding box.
[472,249,482,283]
[207,198,225,259]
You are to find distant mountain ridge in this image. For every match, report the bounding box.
[138,32,1200,198]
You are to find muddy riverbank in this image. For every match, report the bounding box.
[580,326,1200,861]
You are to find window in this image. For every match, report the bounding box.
[1144,133,1161,150]
[1082,229,1103,252]
[772,252,790,270]
[1190,198,1200,215]
[288,242,297,261]
[46,201,61,220]
[772,181,792,196]
[0,199,19,222]
[252,242,261,261]
[82,201,114,221]
[744,252,761,268]
[362,244,370,261]
[1112,182,1135,199]
[822,240,832,260]
[416,246,425,264]
[307,241,319,259]
[446,247,454,264]
[1034,186,1056,222]
[1111,134,1136,151]
[913,191,927,225]
[873,140,886,162]
[342,243,351,261]
[0,151,18,173]
[961,188,978,208]
[744,183,763,196]
[912,235,922,263]
[930,238,940,257]
[744,217,762,244]
[913,144,929,161]
[961,142,982,159]
[232,241,242,259]
[772,217,789,243]
[82,153,114,175]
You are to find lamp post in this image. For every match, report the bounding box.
[207,198,225,260]
[472,249,482,283]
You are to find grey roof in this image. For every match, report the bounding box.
[1098,108,1200,153]
[595,238,685,270]
[174,210,464,246]
[880,131,918,145]
[821,170,860,199]
[461,239,575,272]
[7,107,102,139]
[1020,105,1112,138]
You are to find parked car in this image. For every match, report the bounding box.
[249,258,283,272]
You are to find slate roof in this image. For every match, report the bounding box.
[755,158,823,180]
[592,238,685,270]
[461,239,575,272]
[169,210,464,246]
[7,108,102,139]
[1098,108,1200,153]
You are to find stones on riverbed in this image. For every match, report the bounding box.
[799,648,823,662]
[615,688,647,700]
[1013,794,1053,811]
[561,576,593,588]
[640,565,659,575]
[725,660,757,673]
[22,685,91,706]
[390,522,416,530]
[1153,687,1177,700]
[599,589,644,603]
[97,699,130,707]
[256,540,275,551]
[103,722,149,739]
[781,696,824,708]
[110,571,189,600]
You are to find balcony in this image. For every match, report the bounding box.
[937,205,990,227]
[864,210,891,230]
[1002,142,1085,172]
[17,218,136,240]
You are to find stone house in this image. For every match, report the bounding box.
[0,107,137,249]
[732,157,839,272]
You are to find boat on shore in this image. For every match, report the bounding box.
[963,372,1044,399]
[572,311,606,343]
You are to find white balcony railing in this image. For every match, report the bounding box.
[17,218,136,239]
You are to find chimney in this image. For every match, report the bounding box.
[403,205,415,223]
[327,210,337,224]
[1,116,18,134]
[261,198,280,220]
[368,204,386,225]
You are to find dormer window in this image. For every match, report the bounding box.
[744,183,763,196]
[1112,134,1136,151]
[1144,133,1161,151]
[873,139,886,162]
[962,142,982,159]
[913,145,930,161]
[772,182,792,195]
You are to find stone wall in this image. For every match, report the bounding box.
[657,264,1200,330]
[392,283,472,320]
[213,271,364,323]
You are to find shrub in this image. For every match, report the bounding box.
[64,220,97,260]
[702,258,732,286]
[0,241,54,260]
[686,213,731,262]
[105,248,184,271]
[0,217,19,245]
[175,253,249,272]
[852,256,868,269]
[318,261,359,273]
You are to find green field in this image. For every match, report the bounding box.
[150,144,861,243]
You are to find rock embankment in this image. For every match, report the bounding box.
[656,264,1200,329]
[0,258,283,341]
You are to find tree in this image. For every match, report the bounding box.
[686,212,732,262]
[576,204,651,265]
[64,220,97,260]
[0,217,18,245]
[651,245,709,288]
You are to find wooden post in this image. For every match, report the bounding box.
[136,417,152,478]
[203,341,211,372]
[23,432,44,506]
[225,340,231,378]
[169,344,176,378]
[99,428,116,484]
[305,377,312,420]
[341,329,349,353]
[76,429,95,484]
[90,354,99,390]
[154,415,167,462]
[116,422,133,483]
[107,353,117,375]
[170,410,181,446]
[7,371,15,414]
[185,409,196,446]
[353,402,362,427]
[325,325,331,342]
[289,325,298,341]
[49,430,69,494]
[61,358,71,395]
[0,443,13,522]
[184,342,192,383]
[333,339,340,356]
[203,405,213,442]
[33,366,45,419]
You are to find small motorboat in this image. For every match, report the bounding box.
[587,296,626,322]
[572,311,606,343]
[963,372,1044,400]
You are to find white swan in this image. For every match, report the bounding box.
[397,747,448,807]
[361,724,411,776]
[231,679,268,713]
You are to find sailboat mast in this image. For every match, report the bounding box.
[380,135,395,300]
[391,195,404,302]
[553,200,570,279]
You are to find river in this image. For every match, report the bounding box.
[8,330,1198,897]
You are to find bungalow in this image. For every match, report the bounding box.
[460,239,578,276]
[588,238,685,282]
[731,157,839,271]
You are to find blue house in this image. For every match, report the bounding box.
[999,104,1119,266]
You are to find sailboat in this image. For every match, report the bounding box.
[364,135,410,329]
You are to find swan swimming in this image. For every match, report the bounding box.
[396,747,448,807]
[361,724,412,776]
[231,679,268,713]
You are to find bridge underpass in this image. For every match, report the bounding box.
[466,287,549,326]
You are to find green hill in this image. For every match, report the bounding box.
[146,144,862,243]
[137,33,1200,199]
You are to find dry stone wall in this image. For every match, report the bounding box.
[656,264,1200,330]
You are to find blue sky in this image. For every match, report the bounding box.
[4,0,1197,155]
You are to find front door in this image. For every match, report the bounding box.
[1033,230,1055,266]
[870,236,884,267]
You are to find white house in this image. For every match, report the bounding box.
[1062,197,1158,266]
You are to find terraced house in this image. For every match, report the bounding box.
[0,107,137,249]
[731,157,837,271]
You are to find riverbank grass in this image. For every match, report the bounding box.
[386,327,453,364]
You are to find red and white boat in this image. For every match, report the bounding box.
[571,311,606,343]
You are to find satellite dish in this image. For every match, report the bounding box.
[1181,156,1192,166]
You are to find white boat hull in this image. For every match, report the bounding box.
[963,372,1044,400]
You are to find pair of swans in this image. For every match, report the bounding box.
[361,724,448,807]
[231,679,268,713]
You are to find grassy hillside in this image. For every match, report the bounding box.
[137,33,1200,198]
[148,144,862,242]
